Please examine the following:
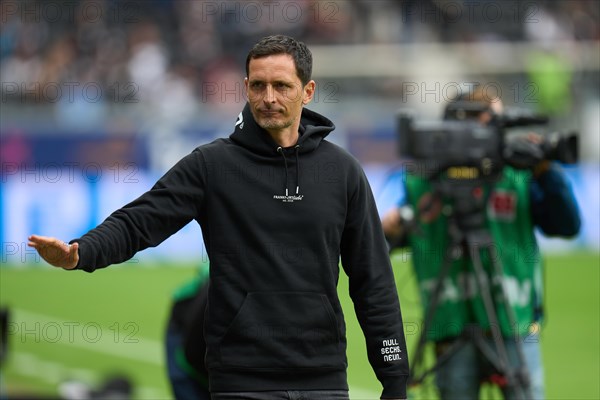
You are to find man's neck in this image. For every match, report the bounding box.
[268,126,300,148]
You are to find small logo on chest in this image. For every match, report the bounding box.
[273,194,304,203]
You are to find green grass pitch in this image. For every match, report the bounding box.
[1,251,598,399]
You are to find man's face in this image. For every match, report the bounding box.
[245,54,314,134]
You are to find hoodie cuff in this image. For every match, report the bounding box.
[380,375,408,399]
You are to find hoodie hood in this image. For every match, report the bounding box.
[230,103,335,156]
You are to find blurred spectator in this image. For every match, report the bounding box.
[2,0,596,108]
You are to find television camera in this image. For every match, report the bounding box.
[397,102,578,181]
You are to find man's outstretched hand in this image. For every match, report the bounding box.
[28,235,79,270]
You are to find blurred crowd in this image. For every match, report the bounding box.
[1,0,599,169]
[1,0,598,108]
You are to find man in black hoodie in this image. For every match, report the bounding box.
[29,35,409,400]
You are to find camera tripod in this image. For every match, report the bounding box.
[407,177,533,400]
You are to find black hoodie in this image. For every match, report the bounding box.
[73,104,409,398]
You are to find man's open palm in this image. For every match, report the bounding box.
[28,235,79,270]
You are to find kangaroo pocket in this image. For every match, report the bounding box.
[219,292,344,369]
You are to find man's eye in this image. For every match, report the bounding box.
[250,82,265,90]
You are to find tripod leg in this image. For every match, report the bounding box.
[409,242,463,387]
[488,251,535,400]
[499,338,540,400]
[467,238,533,400]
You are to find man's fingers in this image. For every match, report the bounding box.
[27,235,68,250]
[27,234,54,247]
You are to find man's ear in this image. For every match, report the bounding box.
[302,80,316,105]
[243,77,253,102]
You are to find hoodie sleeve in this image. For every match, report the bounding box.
[340,164,409,399]
[72,149,206,272]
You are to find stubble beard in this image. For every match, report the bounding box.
[254,109,294,132]
[258,117,293,131]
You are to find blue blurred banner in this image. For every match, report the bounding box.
[2,162,597,266]
[1,165,206,266]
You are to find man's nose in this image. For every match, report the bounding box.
[264,85,276,103]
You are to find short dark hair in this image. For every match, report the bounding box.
[246,35,313,86]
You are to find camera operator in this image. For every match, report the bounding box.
[382,86,581,400]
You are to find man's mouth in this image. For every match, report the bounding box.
[259,109,282,116]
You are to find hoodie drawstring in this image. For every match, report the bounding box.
[294,145,300,195]
[277,146,301,196]
[276,147,289,196]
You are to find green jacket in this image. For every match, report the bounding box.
[405,167,542,341]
